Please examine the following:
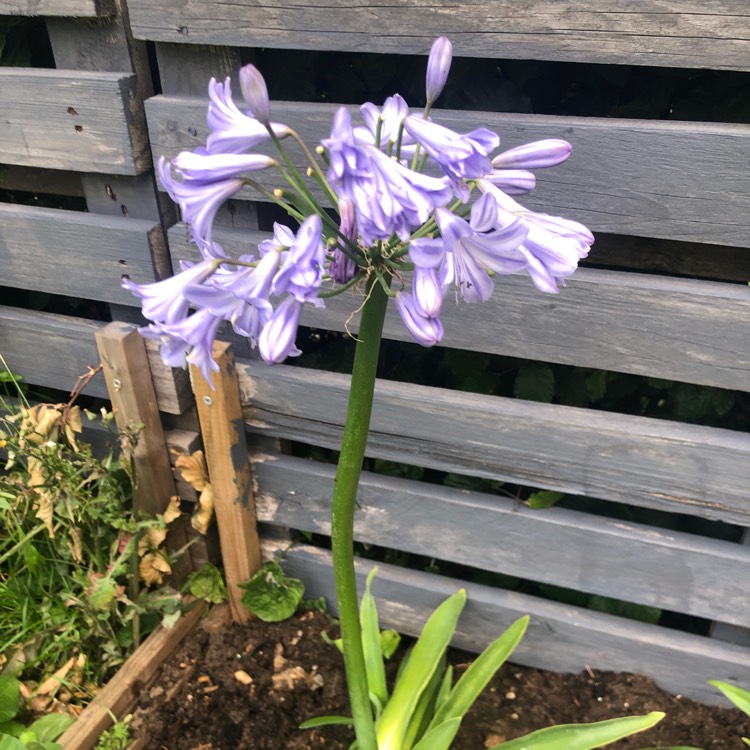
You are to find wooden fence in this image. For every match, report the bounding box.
[1,0,749,707]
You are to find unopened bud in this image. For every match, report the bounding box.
[239,64,271,126]
[425,37,452,103]
[492,139,572,170]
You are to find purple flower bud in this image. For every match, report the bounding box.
[258,296,304,364]
[492,139,572,170]
[239,64,271,127]
[171,151,275,181]
[330,198,359,284]
[395,292,444,347]
[425,37,452,103]
[412,266,443,319]
[484,169,536,195]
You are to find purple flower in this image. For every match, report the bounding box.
[356,94,413,153]
[412,265,444,318]
[492,139,572,170]
[330,198,360,284]
[483,169,536,195]
[323,108,452,244]
[476,179,593,293]
[272,214,327,302]
[410,192,528,303]
[171,151,275,181]
[122,259,220,324]
[395,292,444,347]
[425,37,452,103]
[206,77,289,154]
[258,295,304,364]
[140,308,223,386]
[158,157,243,254]
[239,64,271,127]
[403,116,499,199]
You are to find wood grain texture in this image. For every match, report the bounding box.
[192,342,261,622]
[169,225,750,392]
[58,599,206,750]
[148,97,750,248]
[0,0,113,15]
[0,69,150,174]
[253,453,750,627]
[126,0,750,71]
[96,323,179,517]
[0,203,162,303]
[239,360,750,525]
[275,544,750,705]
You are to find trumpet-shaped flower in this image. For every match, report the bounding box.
[395,292,444,347]
[206,77,290,154]
[171,151,275,182]
[356,94,413,153]
[258,295,304,364]
[272,214,327,301]
[403,116,498,199]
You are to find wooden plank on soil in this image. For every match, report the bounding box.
[0,69,150,174]
[148,97,750,248]
[239,360,750,525]
[126,0,750,71]
[168,223,750,392]
[96,322,179,517]
[58,599,206,750]
[253,453,750,628]
[0,0,113,15]
[273,543,750,705]
[192,342,261,623]
[0,203,162,304]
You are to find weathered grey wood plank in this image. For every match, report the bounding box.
[147,97,750,248]
[0,203,162,303]
[0,0,113,15]
[169,225,750,392]
[0,69,150,174]
[127,0,750,71]
[0,308,108,398]
[239,360,750,525]
[254,453,750,627]
[275,544,750,705]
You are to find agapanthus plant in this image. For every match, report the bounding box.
[126,37,663,750]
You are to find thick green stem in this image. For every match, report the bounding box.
[331,274,390,750]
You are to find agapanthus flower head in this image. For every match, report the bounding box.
[239,64,271,127]
[206,77,290,154]
[425,36,453,104]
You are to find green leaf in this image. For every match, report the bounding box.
[401,656,446,750]
[376,590,466,750]
[27,714,75,743]
[299,715,354,729]
[411,718,461,750]
[514,362,555,403]
[380,629,400,660]
[637,746,703,749]
[428,616,528,732]
[184,564,227,604]
[360,569,388,708]
[239,560,304,622]
[0,734,26,750]
[0,677,20,724]
[708,680,750,717]
[490,711,664,749]
[526,491,565,509]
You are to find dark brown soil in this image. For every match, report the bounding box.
[132,606,749,750]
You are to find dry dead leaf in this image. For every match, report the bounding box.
[37,656,76,696]
[162,495,182,524]
[34,491,55,537]
[67,526,83,562]
[191,484,214,535]
[175,450,208,491]
[138,527,168,555]
[139,552,172,586]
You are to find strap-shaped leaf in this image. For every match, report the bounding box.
[428,615,528,731]
[411,718,461,750]
[361,568,388,708]
[376,589,466,750]
[299,714,353,729]
[489,711,665,750]
[708,680,750,717]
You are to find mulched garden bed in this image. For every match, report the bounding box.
[131,607,750,750]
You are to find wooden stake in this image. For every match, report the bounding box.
[95,322,177,517]
[191,341,261,623]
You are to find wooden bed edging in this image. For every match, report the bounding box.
[58,600,207,750]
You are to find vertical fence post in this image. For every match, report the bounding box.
[191,341,262,623]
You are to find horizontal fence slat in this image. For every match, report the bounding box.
[0,0,113,14]
[169,226,750,392]
[128,1,750,71]
[239,360,750,525]
[148,97,750,248]
[0,307,108,398]
[255,454,750,627]
[0,204,162,304]
[0,69,149,175]
[275,543,750,705]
